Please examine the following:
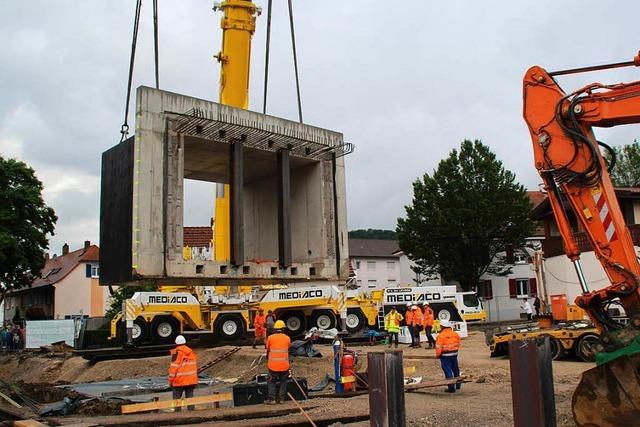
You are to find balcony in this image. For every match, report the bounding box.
[542,225,640,258]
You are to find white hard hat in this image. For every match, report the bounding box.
[406,302,412,307]
[411,305,418,310]
[439,320,451,328]
[175,335,186,345]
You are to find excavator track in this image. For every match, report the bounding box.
[573,353,640,426]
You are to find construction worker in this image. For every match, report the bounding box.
[384,308,403,348]
[422,303,436,348]
[266,310,276,337]
[435,320,461,393]
[265,320,291,404]
[404,302,414,347]
[410,305,423,347]
[253,309,267,349]
[168,335,198,411]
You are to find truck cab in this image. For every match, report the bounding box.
[456,291,486,322]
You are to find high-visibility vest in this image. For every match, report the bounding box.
[435,327,461,357]
[423,307,434,327]
[405,309,413,325]
[384,312,403,333]
[411,309,423,326]
[168,345,198,387]
[254,314,266,329]
[266,332,291,371]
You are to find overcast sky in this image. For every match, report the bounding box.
[2,1,639,255]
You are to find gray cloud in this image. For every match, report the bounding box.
[1,0,639,252]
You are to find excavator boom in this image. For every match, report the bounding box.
[523,51,640,426]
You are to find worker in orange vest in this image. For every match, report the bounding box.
[435,320,461,393]
[404,302,414,347]
[410,305,423,348]
[253,309,267,349]
[265,320,291,404]
[168,335,198,411]
[422,303,436,348]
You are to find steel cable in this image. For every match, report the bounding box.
[120,0,143,142]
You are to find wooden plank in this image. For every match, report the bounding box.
[404,376,467,391]
[14,420,48,427]
[0,390,22,408]
[188,409,371,427]
[121,392,232,414]
[51,402,319,427]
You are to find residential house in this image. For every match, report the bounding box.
[477,191,547,321]
[183,226,213,260]
[349,239,403,290]
[3,241,107,321]
[531,187,640,305]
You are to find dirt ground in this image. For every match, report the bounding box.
[0,330,587,426]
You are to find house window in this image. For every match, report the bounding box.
[91,265,100,278]
[355,260,361,270]
[516,279,529,297]
[386,261,396,271]
[514,251,527,265]
[477,280,493,300]
[509,278,537,298]
[367,261,376,271]
[356,280,363,287]
[367,280,377,289]
[387,279,397,287]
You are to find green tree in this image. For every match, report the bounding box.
[0,156,57,305]
[604,141,640,187]
[348,229,397,240]
[105,284,157,319]
[396,140,534,291]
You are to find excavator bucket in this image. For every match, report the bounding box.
[573,353,640,426]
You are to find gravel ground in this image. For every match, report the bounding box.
[0,330,588,426]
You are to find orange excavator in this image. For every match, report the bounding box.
[523,51,640,426]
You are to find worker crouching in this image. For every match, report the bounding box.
[168,335,198,411]
[265,320,291,404]
[435,320,461,393]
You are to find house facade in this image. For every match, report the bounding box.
[349,239,403,291]
[3,242,108,321]
[531,188,640,308]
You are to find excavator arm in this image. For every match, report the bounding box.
[523,58,640,338]
[523,52,640,426]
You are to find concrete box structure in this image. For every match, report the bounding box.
[100,87,352,286]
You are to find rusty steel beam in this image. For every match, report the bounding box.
[368,351,406,427]
[509,337,557,427]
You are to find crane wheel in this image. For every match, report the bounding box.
[310,310,337,330]
[574,333,600,363]
[151,316,180,344]
[541,334,565,360]
[345,309,366,333]
[281,311,306,336]
[216,314,245,341]
[131,318,148,344]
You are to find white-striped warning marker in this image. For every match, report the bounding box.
[594,191,617,242]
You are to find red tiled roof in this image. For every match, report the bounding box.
[25,244,100,290]
[527,190,547,210]
[184,226,213,248]
[348,239,400,258]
